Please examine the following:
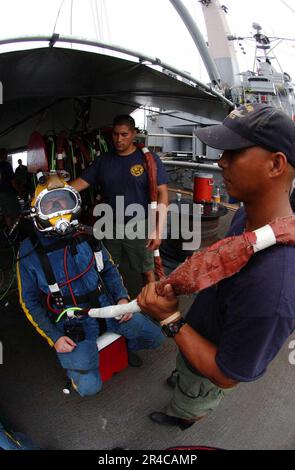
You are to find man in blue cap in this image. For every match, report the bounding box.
[138,104,295,429]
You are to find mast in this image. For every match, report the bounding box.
[200,0,241,88]
[169,0,222,88]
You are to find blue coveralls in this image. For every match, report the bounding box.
[17,231,164,396]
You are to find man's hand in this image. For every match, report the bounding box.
[137,282,179,322]
[117,298,133,323]
[146,235,161,251]
[54,336,76,353]
[69,177,90,192]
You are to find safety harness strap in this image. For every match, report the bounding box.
[29,232,103,310]
[85,236,103,271]
[36,234,88,254]
[30,232,65,308]
[61,289,101,307]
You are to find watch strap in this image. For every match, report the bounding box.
[161,317,186,338]
[159,311,182,326]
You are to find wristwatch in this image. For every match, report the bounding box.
[161,317,186,338]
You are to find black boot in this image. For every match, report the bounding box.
[166,369,178,388]
[149,412,194,430]
[127,350,143,367]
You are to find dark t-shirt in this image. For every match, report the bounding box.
[185,208,295,382]
[80,149,168,221]
[15,164,28,185]
[0,161,16,192]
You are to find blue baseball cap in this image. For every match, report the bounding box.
[196,103,295,167]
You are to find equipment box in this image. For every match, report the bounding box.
[97,332,128,382]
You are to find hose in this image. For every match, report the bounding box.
[66,299,139,319]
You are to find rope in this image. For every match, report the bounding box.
[139,145,165,279]
[52,0,65,36]
[280,0,295,15]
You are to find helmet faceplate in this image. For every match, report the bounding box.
[31,173,81,234]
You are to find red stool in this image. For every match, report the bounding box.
[96,332,128,382]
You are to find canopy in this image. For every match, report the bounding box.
[0,46,232,149]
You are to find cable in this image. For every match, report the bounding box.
[0,237,16,301]
[96,0,102,39]
[280,0,295,15]
[70,0,73,37]
[92,96,208,126]
[56,307,82,323]
[0,98,68,139]
[0,288,19,311]
[0,229,16,280]
[46,238,95,314]
[0,270,4,291]
[0,222,18,302]
[0,271,16,302]
[0,226,18,249]
[91,0,100,40]
[15,238,40,262]
[52,0,65,36]
[102,0,111,42]
[64,245,77,306]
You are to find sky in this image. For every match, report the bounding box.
[0,0,295,128]
[0,0,294,75]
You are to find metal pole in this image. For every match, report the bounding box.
[162,160,221,172]
[148,133,193,138]
[169,0,222,88]
[192,127,197,161]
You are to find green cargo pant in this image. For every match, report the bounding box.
[166,353,234,420]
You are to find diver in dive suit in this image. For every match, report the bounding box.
[17,172,164,396]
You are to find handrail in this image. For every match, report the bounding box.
[162,160,222,171]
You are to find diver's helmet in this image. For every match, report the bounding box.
[31,171,81,235]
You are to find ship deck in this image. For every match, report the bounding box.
[0,209,294,450]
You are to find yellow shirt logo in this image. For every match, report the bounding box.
[130,164,144,177]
